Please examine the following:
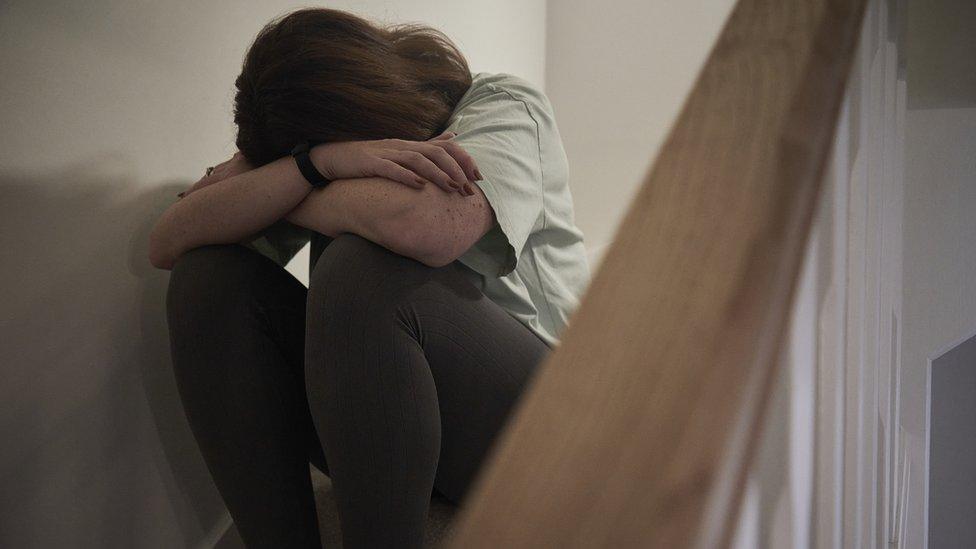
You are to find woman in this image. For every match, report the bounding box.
[150,7,589,548]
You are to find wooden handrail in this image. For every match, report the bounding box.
[445,0,868,547]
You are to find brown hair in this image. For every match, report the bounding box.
[233,8,472,166]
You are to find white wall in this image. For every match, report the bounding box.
[900,1,976,546]
[544,0,736,263]
[901,106,976,548]
[0,1,545,546]
[928,334,976,549]
[904,0,976,109]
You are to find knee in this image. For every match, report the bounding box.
[306,234,424,325]
[309,234,416,291]
[166,244,276,323]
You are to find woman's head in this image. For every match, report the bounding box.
[233,8,472,166]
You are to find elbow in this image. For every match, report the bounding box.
[148,239,175,270]
[411,232,470,268]
[365,197,483,268]
[415,247,456,268]
[148,225,178,270]
[420,234,466,267]
[149,249,175,271]
[386,219,461,268]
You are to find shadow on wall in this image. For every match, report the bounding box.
[0,158,227,547]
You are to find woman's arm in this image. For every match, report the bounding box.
[285,175,494,267]
[148,155,312,269]
[149,133,486,270]
[283,132,493,265]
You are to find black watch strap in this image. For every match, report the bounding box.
[290,141,330,188]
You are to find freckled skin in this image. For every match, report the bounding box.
[151,134,489,270]
[286,176,494,267]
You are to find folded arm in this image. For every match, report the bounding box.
[286,175,495,268]
[150,132,494,270]
[149,155,313,269]
[149,158,494,271]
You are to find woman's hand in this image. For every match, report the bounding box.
[180,151,255,198]
[310,131,483,196]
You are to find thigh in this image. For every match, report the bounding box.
[410,263,552,504]
[305,234,551,500]
[167,244,329,474]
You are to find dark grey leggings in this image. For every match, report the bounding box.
[166,234,550,548]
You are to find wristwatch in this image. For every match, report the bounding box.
[290,141,331,188]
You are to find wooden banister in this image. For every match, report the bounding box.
[445,0,868,547]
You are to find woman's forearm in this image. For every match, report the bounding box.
[149,155,312,269]
[284,177,415,249]
[284,175,494,267]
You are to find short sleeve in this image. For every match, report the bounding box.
[244,219,312,269]
[451,91,544,277]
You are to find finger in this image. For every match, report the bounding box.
[213,158,232,173]
[428,139,481,182]
[423,133,481,181]
[185,175,209,194]
[209,165,229,181]
[398,142,468,185]
[384,150,461,194]
[373,159,427,189]
[181,183,203,198]
[429,130,456,141]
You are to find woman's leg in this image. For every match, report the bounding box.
[305,234,550,549]
[166,244,327,548]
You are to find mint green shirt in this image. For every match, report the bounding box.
[248,72,590,347]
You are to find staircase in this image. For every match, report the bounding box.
[440,0,909,547]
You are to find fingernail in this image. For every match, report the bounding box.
[449,181,460,189]
[415,176,427,186]
[464,183,475,196]
[474,169,483,181]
